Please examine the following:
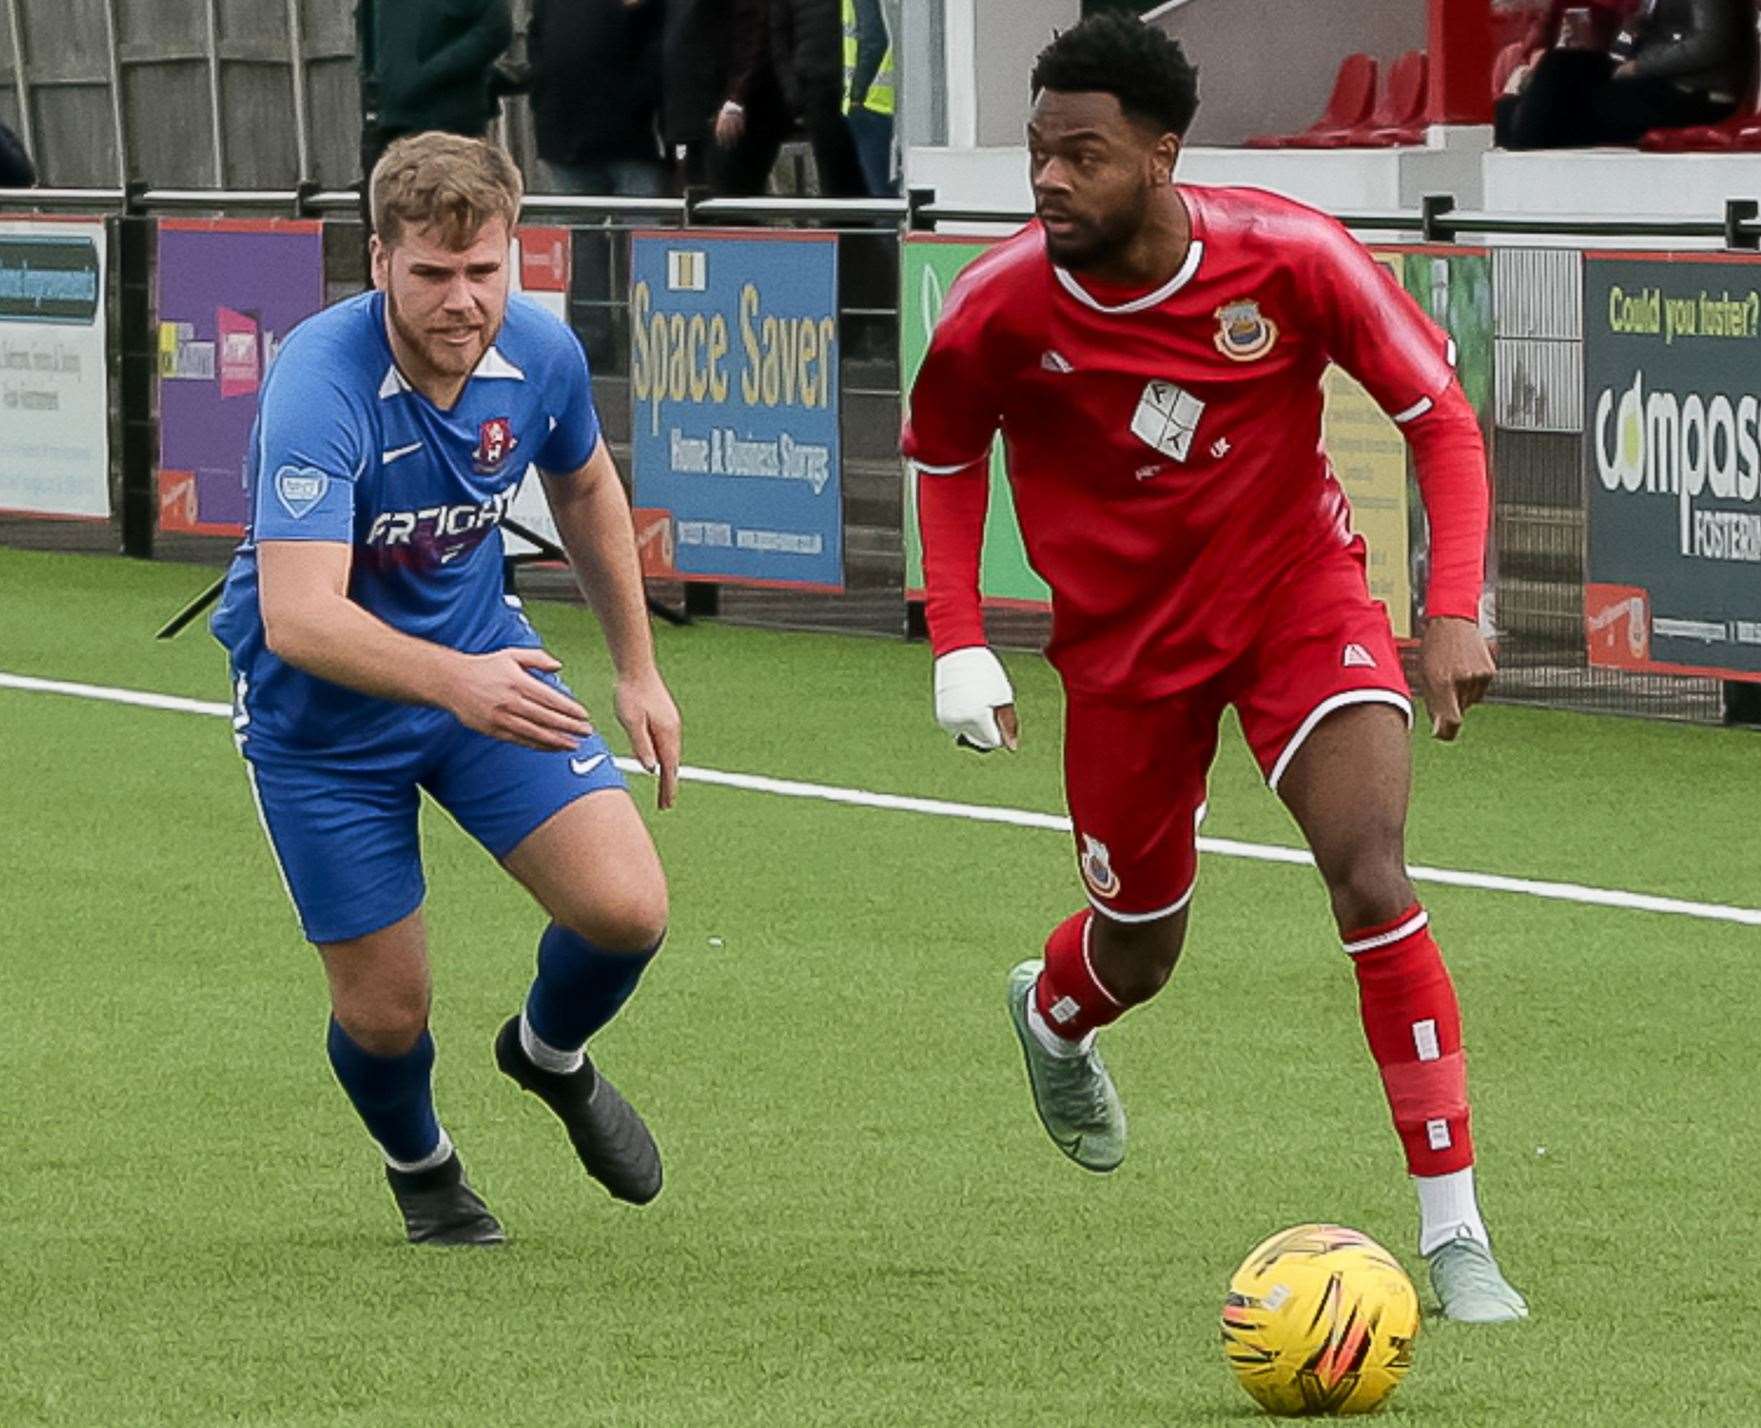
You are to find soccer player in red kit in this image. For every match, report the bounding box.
[904,15,1527,1323]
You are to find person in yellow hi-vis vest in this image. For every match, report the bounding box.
[843,0,897,195]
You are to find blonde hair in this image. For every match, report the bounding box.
[369,132,524,249]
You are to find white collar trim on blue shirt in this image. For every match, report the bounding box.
[1054,241,1206,315]
[376,346,527,401]
[474,346,526,381]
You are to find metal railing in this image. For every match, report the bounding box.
[5,185,1757,248]
[4,184,1757,723]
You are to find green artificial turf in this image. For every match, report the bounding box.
[1,548,1756,1425]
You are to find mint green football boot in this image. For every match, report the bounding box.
[1427,1230,1530,1323]
[1006,960,1126,1172]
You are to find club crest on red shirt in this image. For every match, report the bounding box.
[473,417,519,474]
[1213,298,1279,362]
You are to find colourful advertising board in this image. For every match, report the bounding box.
[1583,253,1761,680]
[629,231,842,589]
[0,217,110,518]
[156,219,325,537]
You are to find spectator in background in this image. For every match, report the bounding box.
[530,0,667,196]
[715,0,868,197]
[844,0,898,196]
[1498,0,1753,148]
[0,120,35,188]
[661,0,735,187]
[712,0,792,194]
[356,0,514,195]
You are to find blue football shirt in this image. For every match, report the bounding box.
[212,290,600,750]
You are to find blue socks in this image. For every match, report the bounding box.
[326,926,657,1164]
[325,1017,446,1169]
[524,922,661,1055]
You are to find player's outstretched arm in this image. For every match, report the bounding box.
[258,539,593,751]
[916,465,1019,753]
[540,438,681,808]
[902,258,1013,752]
[1397,390,1495,741]
[1310,215,1494,740]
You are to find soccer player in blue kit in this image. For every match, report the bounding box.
[212,132,681,1244]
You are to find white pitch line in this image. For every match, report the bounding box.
[1,672,233,719]
[5,670,1760,929]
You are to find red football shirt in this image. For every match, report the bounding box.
[903,184,1483,699]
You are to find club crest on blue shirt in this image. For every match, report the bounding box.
[473,416,519,474]
[1213,298,1279,362]
[273,464,330,519]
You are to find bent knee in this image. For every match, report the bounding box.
[334,998,430,1056]
[1105,953,1177,1004]
[1323,850,1414,932]
[556,880,669,954]
[1090,910,1186,1002]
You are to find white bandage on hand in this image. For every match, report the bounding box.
[933,646,1015,751]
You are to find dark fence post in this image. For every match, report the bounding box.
[1421,194,1456,244]
[682,185,710,229]
[118,182,156,559]
[1724,681,1761,727]
[1724,198,1759,253]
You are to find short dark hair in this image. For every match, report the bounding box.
[1030,13,1200,139]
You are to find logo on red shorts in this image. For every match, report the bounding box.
[472,417,519,474]
[1080,834,1121,899]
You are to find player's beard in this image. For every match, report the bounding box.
[385,285,501,388]
[1042,179,1153,272]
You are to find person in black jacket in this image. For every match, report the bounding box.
[357,0,515,195]
[1594,0,1754,140]
[530,0,667,196]
[0,120,35,188]
[661,0,735,187]
[1498,0,1754,148]
[713,0,867,196]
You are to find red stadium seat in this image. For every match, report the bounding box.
[1641,109,1759,151]
[1719,116,1761,150]
[1638,3,1761,150]
[1245,53,1378,149]
[1296,50,1429,148]
[1359,51,1432,146]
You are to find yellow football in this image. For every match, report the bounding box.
[1220,1223,1420,1416]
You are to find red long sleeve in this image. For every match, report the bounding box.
[916,464,989,655]
[1404,382,1489,623]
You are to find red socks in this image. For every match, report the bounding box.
[1345,904,1475,1177]
[1032,910,1131,1040]
[1029,900,1477,1186]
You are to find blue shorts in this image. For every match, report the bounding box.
[241,706,628,945]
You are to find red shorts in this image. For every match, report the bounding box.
[1063,552,1412,922]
